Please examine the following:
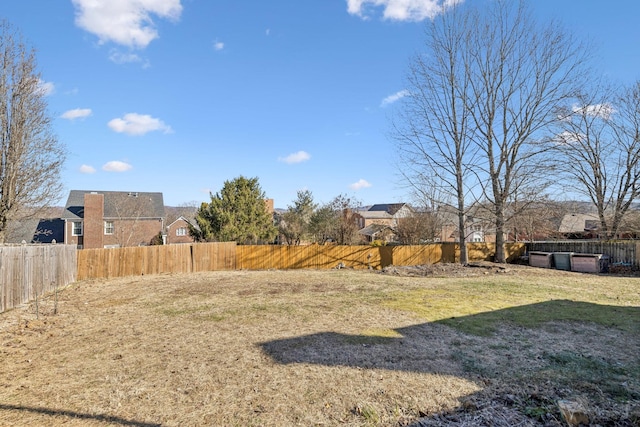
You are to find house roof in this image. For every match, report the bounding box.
[62,190,165,220]
[166,215,200,231]
[358,223,392,237]
[360,210,392,220]
[4,218,65,244]
[558,213,600,233]
[368,203,408,215]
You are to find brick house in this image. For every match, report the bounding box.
[359,203,413,228]
[61,190,165,249]
[354,203,413,243]
[165,216,197,244]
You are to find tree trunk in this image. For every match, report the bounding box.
[494,208,506,263]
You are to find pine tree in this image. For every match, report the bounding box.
[192,176,277,244]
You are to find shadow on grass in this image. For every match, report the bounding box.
[260,300,640,425]
[0,403,161,426]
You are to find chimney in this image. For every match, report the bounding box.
[264,198,274,214]
[83,192,104,249]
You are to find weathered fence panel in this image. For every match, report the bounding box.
[192,242,237,271]
[526,241,639,268]
[235,245,380,270]
[389,244,446,266]
[0,245,77,313]
[77,244,194,280]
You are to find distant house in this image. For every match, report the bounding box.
[4,217,65,244]
[61,190,165,249]
[438,205,495,243]
[359,203,413,228]
[558,213,600,239]
[358,223,395,243]
[353,203,413,244]
[165,216,197,244]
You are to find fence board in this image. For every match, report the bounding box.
[1,245,77,313]
[192,242,236,271]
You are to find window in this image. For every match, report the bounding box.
[72,221,83,236]
[176,227,187,236]
[104,221,114,235]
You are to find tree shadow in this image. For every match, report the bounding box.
[0,403,161,426]
[259,300,640,425]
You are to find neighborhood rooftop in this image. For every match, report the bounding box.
[62,190,165,220]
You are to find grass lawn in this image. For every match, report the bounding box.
[0,265,638,426]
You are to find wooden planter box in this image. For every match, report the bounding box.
[570,253,608,273]
[529,251,553,268]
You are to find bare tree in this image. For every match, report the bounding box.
[277,190,316,245]
[554,82,640,239]
[393,4,477,263]
[309,195,363,245]
[505,196,565,241]
[0,21,65,242]
[395,1,588,262]
[109,193,157,247]
[395,210,442,244]
[464,1,587,261]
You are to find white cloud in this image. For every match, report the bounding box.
[573,103,616,120]
[108,113,172,136]
[349,179,372,190]
[72,0,183,49]
[61,108,92,120]
[37,79,55,96]
[102,161,133,172]
[278,151,311,164]
[213,40,225,51]
[553,131,583,145]
[108,49,149,67]
[381,89,409,107]
[79,164,96,174]
[347,0,463,21]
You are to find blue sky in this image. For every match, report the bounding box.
[2,0,639,208]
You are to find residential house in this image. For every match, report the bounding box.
[360,203,413,228]
[557,213,600,239]
[61,190,165,249]
[3,218,65,244]
[438,205,495,243]
[165,216,197,244]
[356,203,413,243]
[358,223,396,244]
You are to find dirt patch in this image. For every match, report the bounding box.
[381,261,574,277]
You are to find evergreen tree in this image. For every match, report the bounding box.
[191,176,277,244]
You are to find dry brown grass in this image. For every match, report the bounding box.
[0,266,638,426]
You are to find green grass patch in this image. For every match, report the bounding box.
[541,351,640,401]
[380,278,640,336]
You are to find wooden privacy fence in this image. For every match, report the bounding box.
[526,241,639,268]
[0,245,77,313]
[77,242,237,280]
[77,242,527,280]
